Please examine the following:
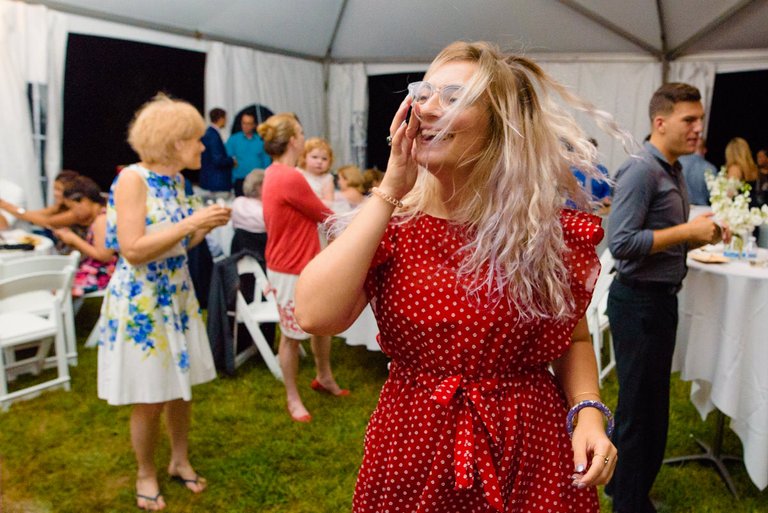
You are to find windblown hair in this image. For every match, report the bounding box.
[64,175,105,206]
[725,137,758,182]
[299,137,334,170]
[332,41,631,320]
[242,169,266,199]
[648,82,701,121]
[257,113,300,157]
[337,165,366,194]
[127,93,205,165]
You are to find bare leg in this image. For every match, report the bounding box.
[132,403,167,510]
[310,335,346,395]
[165,399,206,493]
[279,333,311,421]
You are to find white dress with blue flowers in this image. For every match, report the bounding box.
[97,164,216,405]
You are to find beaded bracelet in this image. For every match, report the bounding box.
[565,399,614,438]
[371,187,403,209]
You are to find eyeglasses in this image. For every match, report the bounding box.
[407,81,466,109]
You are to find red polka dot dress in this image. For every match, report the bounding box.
[354,209,603,513]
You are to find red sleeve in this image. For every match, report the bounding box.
[364,220,399,301]
[284,171,333,223]
[560,208,604,320]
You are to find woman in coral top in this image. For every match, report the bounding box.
[296,42,622,512]
[259,113,347,423]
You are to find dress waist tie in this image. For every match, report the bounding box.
[415,371,510,512]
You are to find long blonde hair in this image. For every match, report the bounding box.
[335,42,630,320]
[725,137,758,182]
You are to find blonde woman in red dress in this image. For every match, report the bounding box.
[296,41,622,512]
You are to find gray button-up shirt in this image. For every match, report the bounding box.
[607,141,690,285]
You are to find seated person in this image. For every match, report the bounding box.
[52,176,117,297]
[0,176,26,230]
[362,168,385,194]
[0,170,84,229]
[334,165,366,212]
[230,169,267,268]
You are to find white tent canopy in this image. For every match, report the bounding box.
[3,0,768,209]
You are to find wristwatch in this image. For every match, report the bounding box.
[16,207,26,215]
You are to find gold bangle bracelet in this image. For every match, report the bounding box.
[371,187,403,209]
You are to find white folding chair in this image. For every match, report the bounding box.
[0,271,72,411]
[586,248,616,387]
[228,256,283,380]
[0,252,80,366]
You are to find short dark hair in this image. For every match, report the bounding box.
[209,107,226,123]
[64,175,105,205]
[649,82,701,120]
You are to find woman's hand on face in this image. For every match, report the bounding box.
[189,204,231,231]
[380,96,420,200]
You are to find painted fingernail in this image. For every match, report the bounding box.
[575,464,585,473]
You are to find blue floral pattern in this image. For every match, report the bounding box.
[96,164,215,406]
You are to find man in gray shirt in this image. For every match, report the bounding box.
[679,136,716,205]
[605,83,725,513]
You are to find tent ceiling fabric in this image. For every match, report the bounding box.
[28,0,768,62]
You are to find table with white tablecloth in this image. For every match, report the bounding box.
[339,305,381,351]
[673,248,768,490]
[0,229,54,261]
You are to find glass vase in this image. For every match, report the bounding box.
[723,230,750,259]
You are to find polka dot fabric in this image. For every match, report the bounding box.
[354,209,603,513]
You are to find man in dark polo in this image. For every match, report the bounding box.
[605,82,726,513]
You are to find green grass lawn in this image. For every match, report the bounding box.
[0,300,766,512]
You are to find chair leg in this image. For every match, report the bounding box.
[63,295,77,366]
[53,325,71,392]
[84,323,100,348]
[239,314,284,381]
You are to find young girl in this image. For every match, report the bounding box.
[52,176,117,296]
[298,137,335,204]
[335,165,366,212]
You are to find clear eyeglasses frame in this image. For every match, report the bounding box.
[407,81,466,109]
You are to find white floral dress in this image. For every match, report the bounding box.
[96,164,216,405]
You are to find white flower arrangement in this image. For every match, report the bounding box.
[705,168,768,254]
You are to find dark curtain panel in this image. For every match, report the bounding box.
[707,69,768,168]
[366,71,424,171]
[63,34,205,191]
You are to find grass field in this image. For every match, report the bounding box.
[0,300,766,512]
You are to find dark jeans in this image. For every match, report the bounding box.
[605,279,678,513]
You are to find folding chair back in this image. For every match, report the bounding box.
[586,248,616,386]
[230,256,283,379]
[0,270,72,410]
[0,252,80,365]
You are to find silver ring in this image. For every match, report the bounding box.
[386,135,392,146]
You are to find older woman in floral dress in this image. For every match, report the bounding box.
[97,94,230,511]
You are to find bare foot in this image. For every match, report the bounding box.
[167,463,207,493]
[286,400,312,423]
[136,476,165,511]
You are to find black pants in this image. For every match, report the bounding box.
[605,279,678,513]
[233,179,245,197]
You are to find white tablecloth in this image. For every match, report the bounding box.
[673,249,768,490]
[339,305,381,351]
[0,229,54,261]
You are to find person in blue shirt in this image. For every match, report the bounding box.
[199,108,234,197]
[678,136,716,205]
[570,138,612,212]
[226,113,271,196]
